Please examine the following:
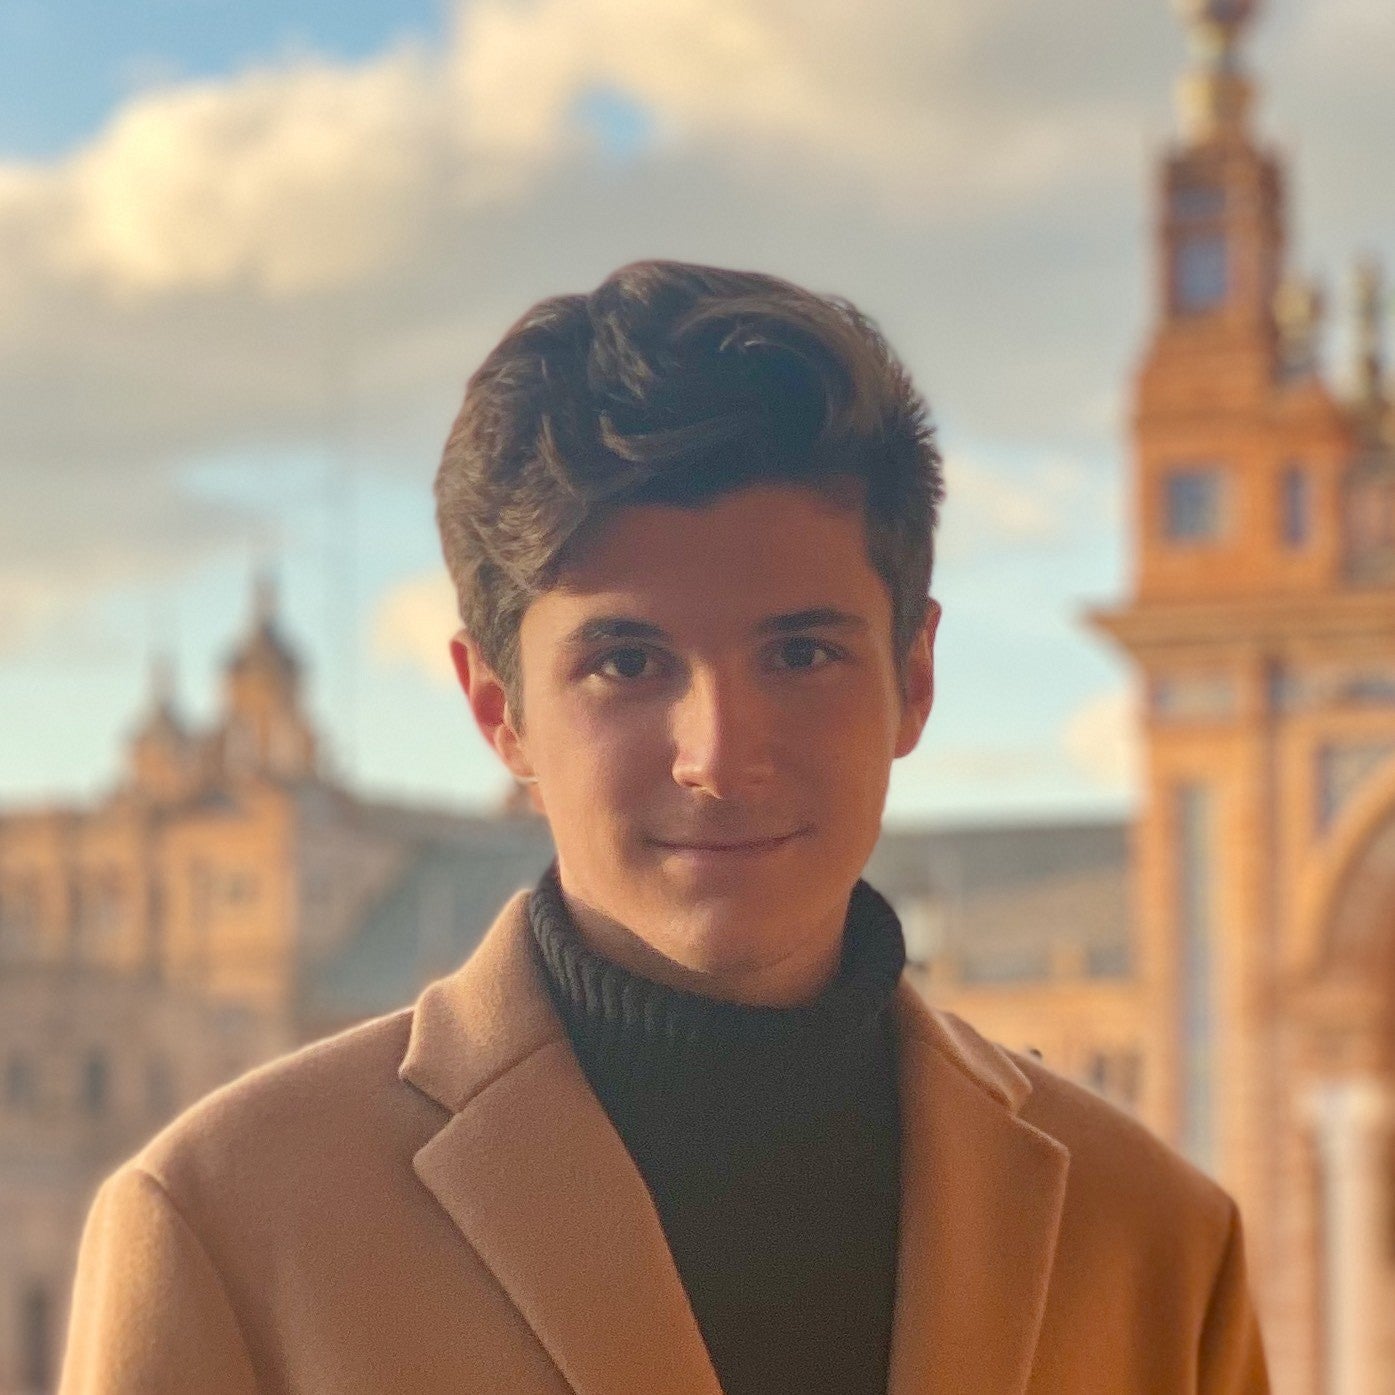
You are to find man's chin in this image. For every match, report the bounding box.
[650,865,804,928]
[645,896,813,967]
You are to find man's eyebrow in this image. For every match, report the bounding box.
[561,617,672,648]
[757,608,868,636]
[560,609,867,648]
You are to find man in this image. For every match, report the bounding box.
[61,262,1269,1393]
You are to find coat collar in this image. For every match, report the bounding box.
[888,983,1070,1394]
[400,891,1070,1395]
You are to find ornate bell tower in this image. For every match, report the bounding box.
[217,573,319,783]
[1093,4,1395,1378]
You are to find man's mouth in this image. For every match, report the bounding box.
[649,828,811,855]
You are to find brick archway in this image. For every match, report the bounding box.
[1292,781,1395,1297]
[1291,759,1395,986]
[1325,817,1395,990]
[1281,790,1395,1395]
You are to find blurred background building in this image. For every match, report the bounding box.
[1,0,1393,1392]
[1092,6,1395,1394]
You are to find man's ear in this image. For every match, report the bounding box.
[893,599,940,759]
[449,630,535,783]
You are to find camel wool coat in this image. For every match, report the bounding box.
[60,891,1270,1395]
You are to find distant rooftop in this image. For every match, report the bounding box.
[298,812,1131,1027]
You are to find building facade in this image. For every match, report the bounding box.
[0,583,557,1393]
[1090,2,1395,1391]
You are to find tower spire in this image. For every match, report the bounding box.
[148,651,177,716]
[1175,0,1260,144]
[253,566,279,629]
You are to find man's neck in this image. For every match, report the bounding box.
[552,880,845,1009]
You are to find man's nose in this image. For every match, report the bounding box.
[670,668,777,799]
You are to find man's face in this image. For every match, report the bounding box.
[462,482,936,1004]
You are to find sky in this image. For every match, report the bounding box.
[1,0,1391,826]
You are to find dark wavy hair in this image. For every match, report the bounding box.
[434,260,944,714]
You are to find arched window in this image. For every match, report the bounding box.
[1281,465,1312,548]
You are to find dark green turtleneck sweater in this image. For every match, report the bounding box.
[528,866,905,1395]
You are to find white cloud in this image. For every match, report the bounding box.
[937,452,1109,560]
[370,571,459,685]
[7,49,452,299]
[450,0,1151,219]
[0,0,1161,309]
[0,470,266,655]
[0,575,71,655]
[1062,685,1141,794]
[913,744,1057,785]
[0,0,1389,664]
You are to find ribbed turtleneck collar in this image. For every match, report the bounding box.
[528,863,906,1108]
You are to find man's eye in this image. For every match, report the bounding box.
[774,637,834,671]
[596,647,654,680]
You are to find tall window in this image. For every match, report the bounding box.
[75,871,122,960]
[1175,233,1229,313]
[1177,784,1216,1171]
[190,860,214,982]
[5,1052,36,1111]
[1169,182,1226,221]
[0,875,39,957]
[1165,467,1227,542]
[20,1283,52,1393]
[1281,465,1313,548]
[82,1049,110,1117]
[1344,465,1395,585]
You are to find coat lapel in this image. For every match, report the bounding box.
[401,893,1070,1395]
[888,985,1071,1395]
[400,894,723,1395]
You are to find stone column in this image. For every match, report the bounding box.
[1306,1077,1393,1395]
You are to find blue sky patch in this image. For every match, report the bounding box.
[0,0,446,159]
[571,85,657,162]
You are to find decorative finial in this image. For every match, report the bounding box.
[1174,0,1260,142]
[1353,256,1387,415]
[1177,0,1257,42]
[1274,275,1324,380]
[136,650,187,742]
